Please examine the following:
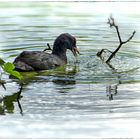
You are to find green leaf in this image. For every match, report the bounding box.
[10,70,23,80]
[2,62,23,80]
[2,62,15,73]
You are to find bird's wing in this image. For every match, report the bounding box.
[14,51,51,70]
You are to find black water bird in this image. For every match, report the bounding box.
[13,33,79,71]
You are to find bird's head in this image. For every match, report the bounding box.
[52,33,80,57]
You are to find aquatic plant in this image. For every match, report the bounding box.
[0,58,23,115]
[2,62,23,80]
[0,58,23,89]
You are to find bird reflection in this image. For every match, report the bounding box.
[52,65,77,93]
[0,65,78,115]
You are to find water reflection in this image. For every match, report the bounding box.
[0,65,78,115]
[97,53,123,100]
[106,67,122,100]
[0,84,23,115]
[106,84,118,100]
[0,80,6,90]
[53,77,76,94]
[52,65,77,93]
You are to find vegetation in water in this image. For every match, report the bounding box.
[0,58,23,89]
[97,15,136,63]
[0,16,137,115]
[2,62,23,80]
[0,58,23,115]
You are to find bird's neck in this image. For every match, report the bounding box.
[52,46,67,62]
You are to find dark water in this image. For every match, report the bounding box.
[0,2,140,138]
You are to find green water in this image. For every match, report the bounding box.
[0,2,140,138]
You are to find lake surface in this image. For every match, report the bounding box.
[0,1,140,139]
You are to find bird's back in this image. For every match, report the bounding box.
[13,51,66,71]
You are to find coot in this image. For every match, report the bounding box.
[13,33,79,71]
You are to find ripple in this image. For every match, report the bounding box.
[0,2,140,138]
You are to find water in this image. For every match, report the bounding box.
[0,2,140,138]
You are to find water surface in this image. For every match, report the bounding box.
[0,2,140,138]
